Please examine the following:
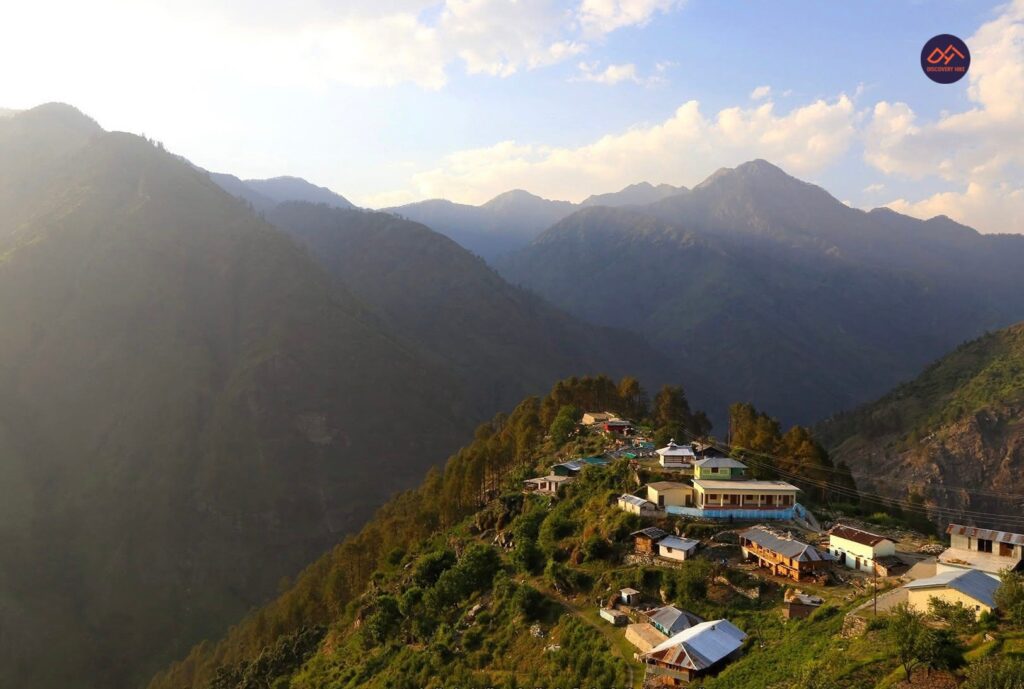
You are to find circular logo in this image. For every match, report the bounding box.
[921,34,970,84]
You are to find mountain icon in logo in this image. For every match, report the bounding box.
[921,34,970,84]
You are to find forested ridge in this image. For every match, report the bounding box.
[148,375,851,689]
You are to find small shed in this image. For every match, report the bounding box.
[619,493,658,516]
[648,605,703,636]
[631,527,668,554]
[783,591,823,620]
[600,608,629,626]
[620,587,642,606]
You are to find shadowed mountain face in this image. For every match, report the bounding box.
[0,104,469,689]
[817,324,1024,531]
[264,202,690,413]
[496,160,1024,425]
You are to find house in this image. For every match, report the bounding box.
[646,481,693,509]
[783,591,823,620]
[938,524,1024,579]
[631,527,668,554]
[639,619,747,685]
[647,605,703,636]
[619,493,659,516]
[626,622,668,653]
[523,474,573,495]
[828,524,897,574]
[620,588,642,606]
[657,535,699,562]
[604,417,634,436]
[600,608,629,626]
[904,569,999,619]
[739,526,832,582]
[551,456,610,476]
[693,456,748,481]
[656,440,696,470]
[687,479,800,520]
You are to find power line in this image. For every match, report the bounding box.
[676,428,1024,527]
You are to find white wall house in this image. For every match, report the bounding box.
[828,524,896,574]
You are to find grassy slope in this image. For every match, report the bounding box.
[819,324,1024,449]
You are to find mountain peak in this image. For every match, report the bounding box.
[482,189,561,208]
[696,159,796,189]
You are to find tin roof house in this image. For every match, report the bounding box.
[639,619,747,685]
[656,440,695,470]
[938,524,1024,579]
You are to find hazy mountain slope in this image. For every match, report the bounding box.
[207,171,277,211]
[496,161,1024,425]
[0,105,469,689]
[581,181,685,207]
[209,173,355,212]
[264,202,694,413]
[385,189,576,260]
[242,175,355,209]
[817,324,1024,530]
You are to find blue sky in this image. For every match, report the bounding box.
[3,0,1022,231]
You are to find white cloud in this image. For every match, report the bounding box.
[577,0,683,35]
[865,0,1024,232]
[886,182,1024,234]
[574,61,664,85]
[863,183,885,194]
[750,85,772,100]
[0,0,683,95]
[368,94,857,204]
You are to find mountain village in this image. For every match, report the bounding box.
[522,411,1024,687]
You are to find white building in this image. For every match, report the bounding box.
[656,440,695,469]
[828,524,896,574]
[656,535,699,562]
[938,524,1024,580]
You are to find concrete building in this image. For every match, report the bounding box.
[646,481,693,509]
[828,524,896,574]
[938,524,1024,579]
[904,569,999,619]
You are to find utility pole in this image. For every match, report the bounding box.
[873,566,878,617]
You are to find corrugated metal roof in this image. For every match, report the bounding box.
[620,494,655,508]
[693,457,748,469]
[947,523,1024,546]
[693,479,799,492]
[829,524,895,547]
[740,526,830,562]
[643,619,746,671]
[648,606,703,635]
[659,536,699,552]
[631,527,668,540]
[905,569,999,608]
[657,441,695,457]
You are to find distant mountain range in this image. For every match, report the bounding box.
[495,160,1024,425]
[0,104,684,689]
[209,172,355,213]
[382,183,686,260]
[818,323,1024,531]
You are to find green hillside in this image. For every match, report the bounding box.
[818,324,1024,529]
[149,376,1024,689]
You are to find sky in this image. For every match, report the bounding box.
[2,0,1023,232]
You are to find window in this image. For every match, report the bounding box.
[978,538,993,553]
